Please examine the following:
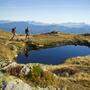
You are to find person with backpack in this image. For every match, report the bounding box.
[10,27,16,40]
[25,27,29,39]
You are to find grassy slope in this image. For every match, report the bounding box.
[1,29,89,61]
[0,29,90,89]
[25,33,90,48]
[40,56,90,90]
[0,29,24,61]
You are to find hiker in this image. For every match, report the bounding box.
[25,27,29,39]
[10,27,16,40]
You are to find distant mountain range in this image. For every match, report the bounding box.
[0,20,90,34]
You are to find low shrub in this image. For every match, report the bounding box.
[26,65,43,80]
[52,67,78,77]
[26,65,56,87]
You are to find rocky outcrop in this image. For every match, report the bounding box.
[0,55,90,90]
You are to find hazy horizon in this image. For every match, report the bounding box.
[0,0,90,24]
[0,20,90,25]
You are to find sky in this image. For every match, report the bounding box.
[0,0,90,24]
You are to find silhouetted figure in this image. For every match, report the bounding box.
[24,47,29,57]
[24,42,30,57]
[25,27,29,39]
[10,27,16,40]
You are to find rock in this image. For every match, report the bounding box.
[20,65,30,76]
[3,62,18,69]
[62,72,70,77]
[0,59,9,69]
[3,62,23,76]
[5,77,32,90]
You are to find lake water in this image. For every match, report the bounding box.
[17,45,90,65]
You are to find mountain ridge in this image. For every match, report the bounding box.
[0,20,90,34]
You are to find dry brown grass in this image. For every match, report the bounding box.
[65,56,90,66]
[0,29,90,89]
[0,43,15,60]
[0,29,24,60]
[0,29,11,39]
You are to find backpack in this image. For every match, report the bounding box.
[25,28,29,33]
[12,28,16,33]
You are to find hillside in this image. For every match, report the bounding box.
[0,29,24,60]
[0,29,90,90]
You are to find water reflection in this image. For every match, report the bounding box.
[17,45,90,65]
[21,46,30,64]
[24,47,29,57]
[24,41,31,57]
